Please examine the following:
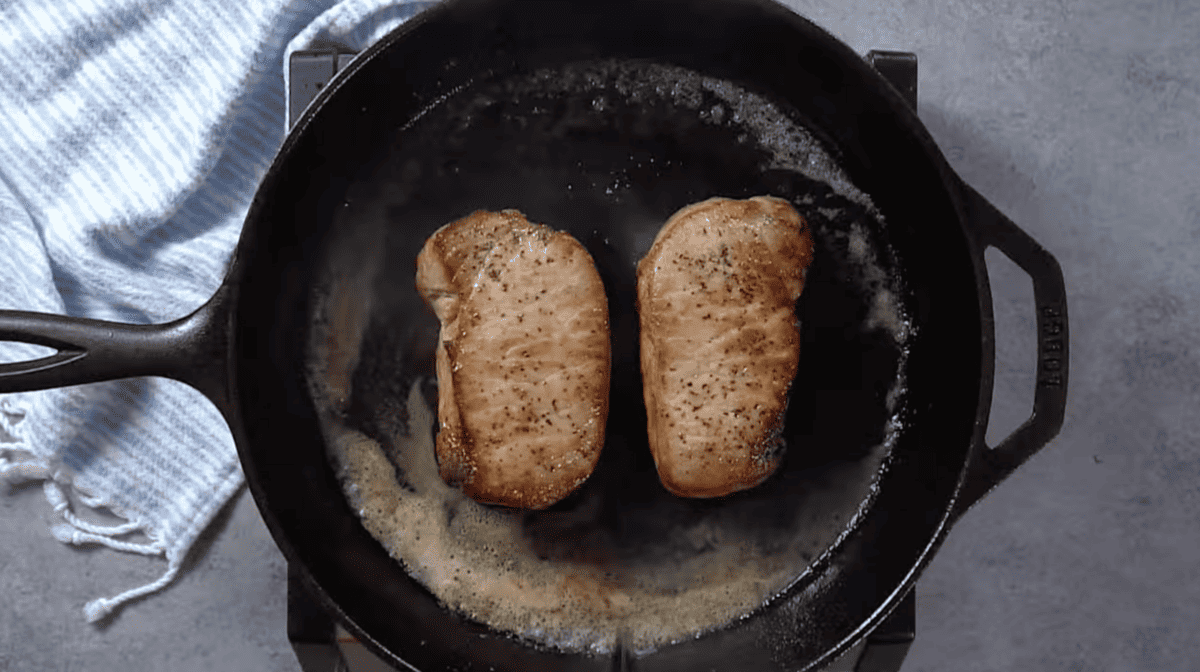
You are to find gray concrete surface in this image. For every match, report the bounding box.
[3,0,1199,670]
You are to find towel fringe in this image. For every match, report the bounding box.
[0,455,50,482]
[51,523,165,555]
[43,480,145,537]
[0,417,49,482]
[39,480,175,622]
[83,560,181,623]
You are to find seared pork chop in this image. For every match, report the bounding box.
[416,210,610,509]
[637,196,814,498]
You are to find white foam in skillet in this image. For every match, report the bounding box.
[589,61,882,217]
[566,60,908,346]
[305,62,913,657]
[309,270,904,655]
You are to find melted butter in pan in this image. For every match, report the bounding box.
[308,242,904,655]
[303,61,913,656]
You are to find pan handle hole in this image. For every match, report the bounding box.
[0,342,56,364]
[984,246,1038,449]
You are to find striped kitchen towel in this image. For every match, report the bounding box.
[0,0,435,623]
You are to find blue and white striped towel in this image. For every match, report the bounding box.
[0,0,435,623]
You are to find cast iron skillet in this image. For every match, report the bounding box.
[0,0,1068,669]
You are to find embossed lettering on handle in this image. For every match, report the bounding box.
[952,181,1069,519]
[1038,304,1065,388]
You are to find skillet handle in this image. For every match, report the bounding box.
[951,181,1069,520]
[0,283,236,419]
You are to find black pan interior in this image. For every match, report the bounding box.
[233,0,984,670]
[318,55,908,652]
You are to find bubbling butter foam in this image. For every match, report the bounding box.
[308,257,904,656]
[304,60,913,657]
[316,381,816,654]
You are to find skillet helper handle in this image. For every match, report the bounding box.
[0,283,235,417]
[952,181,1069,519]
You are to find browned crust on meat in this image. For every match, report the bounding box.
[636,196,814,498]
[416,210,611,509]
